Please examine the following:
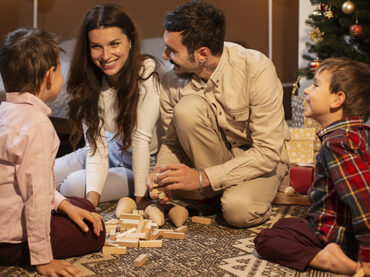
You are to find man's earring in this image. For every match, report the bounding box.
[199,59,206,65]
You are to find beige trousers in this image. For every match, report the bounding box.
[172,95,288,228]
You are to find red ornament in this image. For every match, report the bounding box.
[320,2,329,12]
[309,58,322,73]
[350,20,363,38]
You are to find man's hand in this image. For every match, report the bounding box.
[35,259,82,277]
[58,200,104,236]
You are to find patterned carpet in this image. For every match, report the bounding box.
[0,202,350,277]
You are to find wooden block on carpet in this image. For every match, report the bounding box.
[115,238,139,248]
[272,192,310,206]
[192,216,211,225]
[102,246,127,255]
[134,253,149,267]
[118,212,143,220]
[162,231,185,239]
[139,240,162,248]
[175,226,188,233]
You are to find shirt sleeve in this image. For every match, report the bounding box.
[132,62,160,197]
[15,122,54,265]
[205,59,287,190]
[84,122,109,195]
[324,134,370,262]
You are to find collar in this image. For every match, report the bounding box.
[6,92,52,116]
[191,45,228,90]
[318,117,365,139]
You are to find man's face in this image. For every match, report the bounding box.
[162,31,198,76]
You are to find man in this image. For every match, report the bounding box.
[147,0,290,228]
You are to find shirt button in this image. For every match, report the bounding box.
[232,116,236,120]
[219,111,222,115]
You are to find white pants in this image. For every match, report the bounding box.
[54,141,136,203]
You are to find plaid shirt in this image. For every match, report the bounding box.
[307,117,370,262]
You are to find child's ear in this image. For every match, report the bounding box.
[45,66,55,90]
[330,91,346,109]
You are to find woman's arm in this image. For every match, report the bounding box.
[83,122,109,206]
[132,59,160,202]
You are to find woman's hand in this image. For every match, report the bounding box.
[58,200,104,236]
[35,259,82,277]
[86,191,100,207]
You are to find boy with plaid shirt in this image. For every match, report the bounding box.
[254,57,370,275]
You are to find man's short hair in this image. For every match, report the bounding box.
[318,57,370,119]
[0,27,62,94]
[164,0,226,56]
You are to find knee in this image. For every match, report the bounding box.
[221,193,271,228]
[173,95,209,132]
[59,170,86,198]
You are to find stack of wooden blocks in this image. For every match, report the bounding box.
[102,207,211,267]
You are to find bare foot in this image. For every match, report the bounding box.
[309,243,357,274]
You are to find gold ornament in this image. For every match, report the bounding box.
[342,1,355,15]
[325,9,334,19]
[309,27,324,42]
[291,76,301,96]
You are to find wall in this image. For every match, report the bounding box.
[0,0,298,85]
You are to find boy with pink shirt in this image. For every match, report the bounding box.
[254,57,370,276]
[0,28,105,277]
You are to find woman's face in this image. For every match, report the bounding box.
[88,26,131,85]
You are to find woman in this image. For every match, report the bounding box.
[55,3,161,206]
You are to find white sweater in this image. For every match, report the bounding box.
[85,58,160,197]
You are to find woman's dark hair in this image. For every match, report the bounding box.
[67,3,158,153]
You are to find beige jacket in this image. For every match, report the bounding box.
[158,42,290,191]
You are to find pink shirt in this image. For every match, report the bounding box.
[0,92,65,265]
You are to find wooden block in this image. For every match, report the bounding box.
[109,229,116,241]
[105,218,119,225]
[155,229,173,236]
[192,216,211,225]
[105,225,117,233]
[120,219,140,229]
[135,220,146,233]
[119,212,143,220]
[272,192,310,206]
[115,238,139,248]
[117,227,136,238]
[174,225,188,233]
[104,240,116,247]
[158,191,166,200]
[354,268,364,277]
[134,253,149,267]
[125,232,147,239]
[132,209,139,214]
[162,231,185,239]
[102,246,127,255]
[139,240,162,248]
[149,229,161,240]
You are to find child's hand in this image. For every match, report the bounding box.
[35,259,82,277]
[58,200,104,236]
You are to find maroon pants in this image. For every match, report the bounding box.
[0,197,106,265]
[254,217,325,272]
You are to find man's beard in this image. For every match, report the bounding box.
[170,59,192,79]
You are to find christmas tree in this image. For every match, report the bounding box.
[299,0,370,79]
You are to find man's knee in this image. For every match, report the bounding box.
[173,95,209,131]
[221,193,272,228]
